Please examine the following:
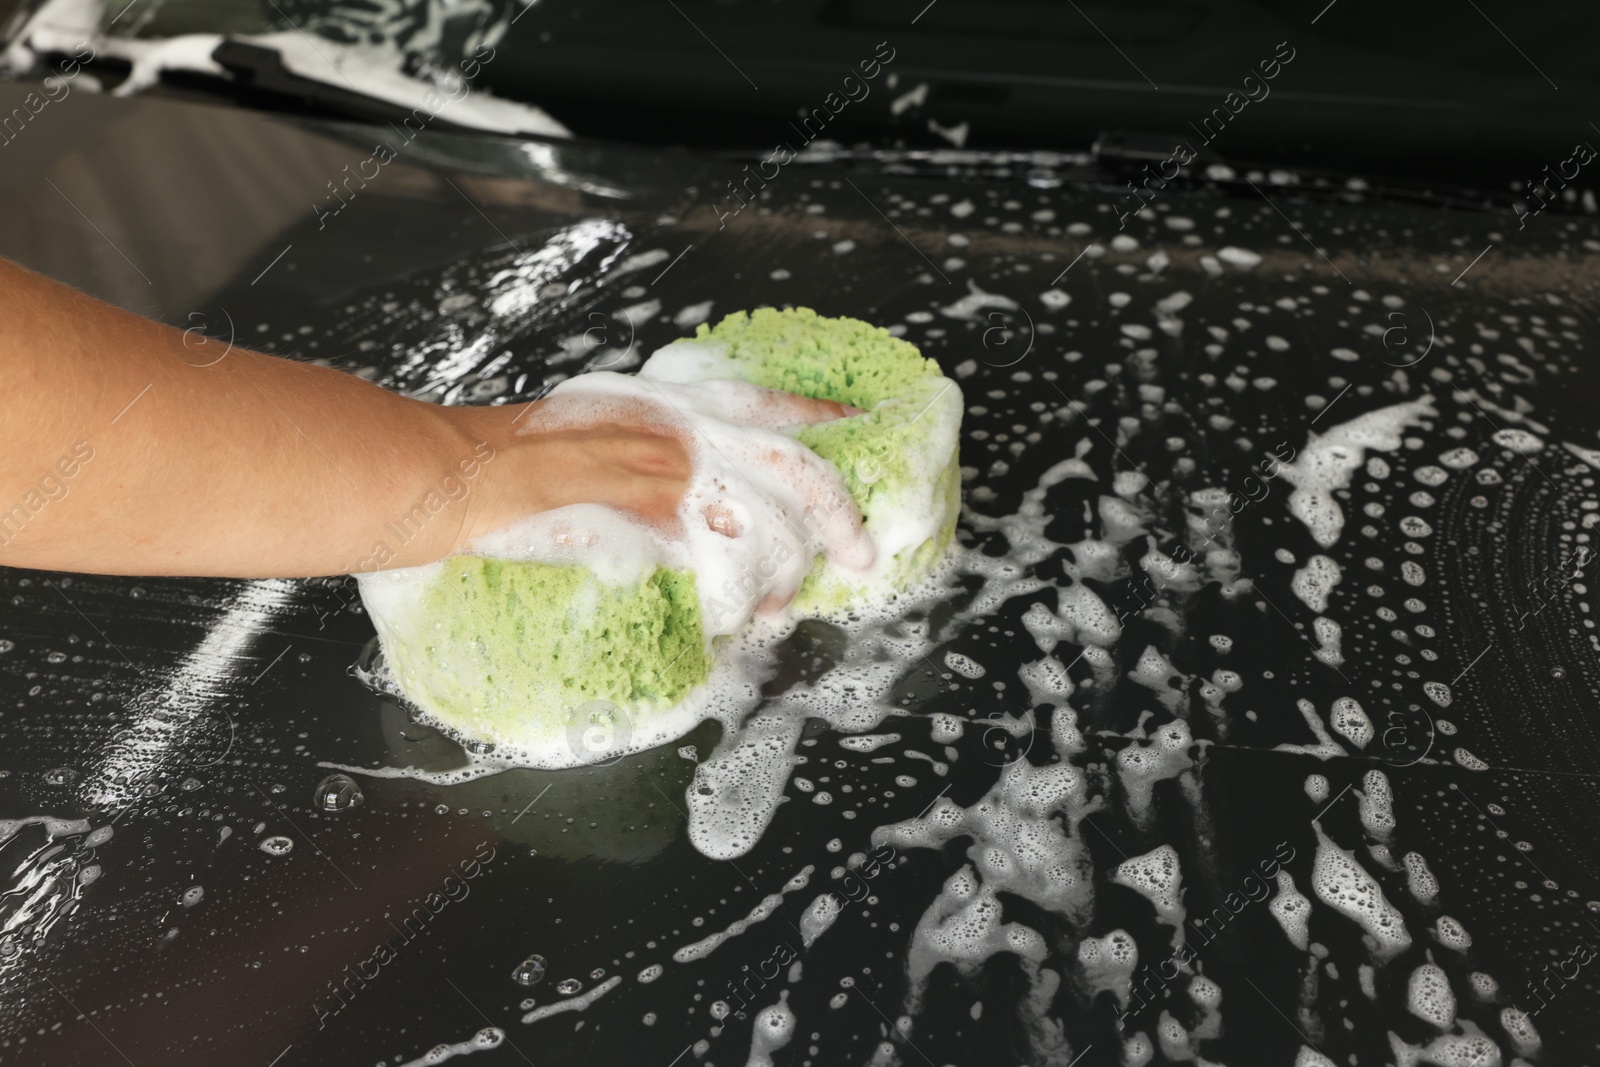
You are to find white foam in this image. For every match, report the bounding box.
[800,893,844,948]
[1433,915,1472,951]
[1279,398,1437,546]
[1357,769,1395,839]
[744,993,797,1067]
[1113,846,1184,930]
[1500,1007,1540,1055]
[1116,720,1194,817]
[902,869,1046,1009]
[396,1028,504,1066]
[1077,929,1138,1008]
[521,976,622,1025]
[1309,825,1411,958]
[1403,852,1439,905]
[1407,963,1456,1028]
[1291,555,1342,613]
[1277,700,1346,760]
[672,867,813,960]
[1329,697,1372,750]
[1269,871,1312,951]
[838,733,902,753]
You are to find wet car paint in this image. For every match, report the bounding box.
[1,83,1600,1066]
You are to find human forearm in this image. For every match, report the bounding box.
[0,260,866,583]
[0,259,480,577]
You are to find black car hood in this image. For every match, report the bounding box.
[2,83,1600,1066]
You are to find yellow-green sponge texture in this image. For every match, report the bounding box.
[360,307,961,749]
[374,557,711,747]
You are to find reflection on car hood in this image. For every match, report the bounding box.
[4,0,567,137]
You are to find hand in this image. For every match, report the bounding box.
[448,374,874,628]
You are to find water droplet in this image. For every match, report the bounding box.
[435,804,449,815]
[0,639,15,653]
[43,767,76,786]
[297,651,312,663]
[312,773,363,813]
[45,651,65,664]
[520,998,536,1010]
[556,978,582,995]
[180,777,203,792]
[1551,666,1567,679]
[128,587,144,599]
[512,955,547,986]
[590,967,606,980]
[258,836,294,856]
[181,886,204,907]
[466,740,496,755]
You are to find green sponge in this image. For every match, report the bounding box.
[682,308,963,612]
[357,307,963,759]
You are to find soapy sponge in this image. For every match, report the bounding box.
[366,557,712,748]
[357,308,963,757]
[674,308,963,612]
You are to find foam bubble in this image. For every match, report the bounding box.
[1279,397,1438,546]
[1433,915,1472,951]
[1330,697,1372,750]
[1291,555,1342,613]
[1403,852,1439,905]
[1113,845,1184,930]
[1357,769,1395,839]
[1269,871,1312,951]
[1406,963,1456,1028]
[745,993,797,1067]
[1077,929,1138,1008]
[1309,826,1411,958]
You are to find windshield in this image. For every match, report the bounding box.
[6,0,1597,188]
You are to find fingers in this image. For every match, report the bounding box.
[719,429,876,574]
[742,389,863,427]
[532,371,877,617]
[666,378,863,429]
